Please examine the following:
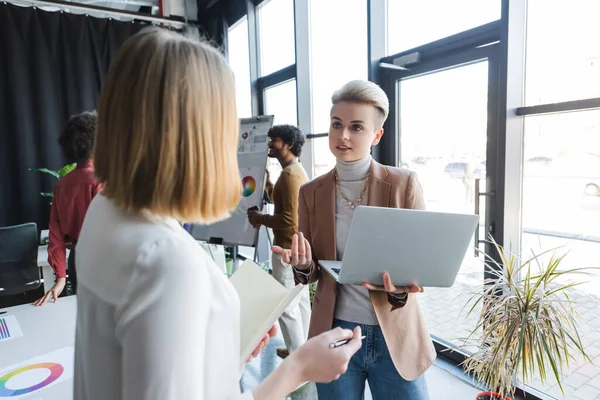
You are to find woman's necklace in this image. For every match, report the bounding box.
[333,168,369,209]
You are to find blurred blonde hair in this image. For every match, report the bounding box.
[94,27,240,223]
[331,80,390,129]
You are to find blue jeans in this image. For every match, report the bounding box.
[316,319,429,400]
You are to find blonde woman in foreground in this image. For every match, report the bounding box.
[72,28,361,400]
[273,80,435,399]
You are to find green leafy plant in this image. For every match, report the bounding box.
[460,237,595,399]
[30,163,76,199]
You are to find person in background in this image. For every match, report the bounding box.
[273,80,435,400]
[73,27,361,399]
[34,111,102,306]
[247,125,311,359]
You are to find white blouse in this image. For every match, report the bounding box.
[73,194,253,400]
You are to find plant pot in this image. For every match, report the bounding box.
[476,392,510,400]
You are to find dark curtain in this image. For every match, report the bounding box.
[0,3,145,231]
[197,0,231,54]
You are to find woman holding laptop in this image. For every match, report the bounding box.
[73,28,361,399]
[273,80,435,399]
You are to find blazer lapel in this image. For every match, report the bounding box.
[316,170,337,260]
[367,160,391,208]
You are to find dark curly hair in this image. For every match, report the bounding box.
[267,124,306,157]
[59,110,97,164]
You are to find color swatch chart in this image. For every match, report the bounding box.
[0,318,10,340]
[0,347,73,398]
[0,315,23,342]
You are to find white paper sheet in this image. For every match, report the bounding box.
[238,126,269,154]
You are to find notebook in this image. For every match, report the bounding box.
[229,260,305,365]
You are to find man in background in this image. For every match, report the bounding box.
[247,124,311,358]
[34,111,103,306]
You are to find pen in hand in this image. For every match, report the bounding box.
[329,335,366,348]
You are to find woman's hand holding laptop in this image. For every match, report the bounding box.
[362,272,423,295]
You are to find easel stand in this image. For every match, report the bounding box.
[252,197,273,263]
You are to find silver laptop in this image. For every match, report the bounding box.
[320,206,479,288]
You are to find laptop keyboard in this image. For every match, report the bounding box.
[332,267,341,274]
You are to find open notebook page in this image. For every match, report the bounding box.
[229,260,305,365]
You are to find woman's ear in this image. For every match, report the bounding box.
[371,128,384,146]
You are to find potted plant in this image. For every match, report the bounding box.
[460,238,594,400]
[30,163,76,202]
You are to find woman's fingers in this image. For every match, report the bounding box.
[272,233,312,267]
[38,293,50,306]
[361,282,384,291]
[383,273,396,293]
[325,327,353,342]
[342,326,363,355]
[298,232,306,259]
[267,324,278,337]
[290,234,299,266]
[297,232,309,266]
[271,246,291,264]
[250,333,270,359]
[303,237,312,259]
[362,274,424,294]
[409,285,424,293]
[271,245,284,255]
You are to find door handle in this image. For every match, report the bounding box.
[474,178,496,256]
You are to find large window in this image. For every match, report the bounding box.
[525,0,600,106]
[264,80,298,181]
[228,17,252,118]
[309,0,368,177]
[399,62,489,351]
[258,0,296,76]
[521,110,600,398]
[387,0,500,55]
[264,80,297,126]
[519,1,600,396]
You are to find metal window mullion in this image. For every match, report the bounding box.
[367,0,387,84]
[380,20,501,65]
[501,0,527,261]
[516,97,600,116]
[306,133,327,139]
[294,0,313,179]
[247,0,261,116]
[256,65,296,89]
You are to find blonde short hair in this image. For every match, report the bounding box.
[331,80,390,128]
[94,27,240,223]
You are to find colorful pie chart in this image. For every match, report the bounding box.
[242,176,256,197]
[0,362,64,397]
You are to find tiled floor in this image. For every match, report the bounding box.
[241,326,480,399]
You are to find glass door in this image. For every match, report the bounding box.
[383,46,501,351]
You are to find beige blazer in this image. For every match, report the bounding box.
[294,160,436,381]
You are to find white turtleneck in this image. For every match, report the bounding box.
[334,155,379,325]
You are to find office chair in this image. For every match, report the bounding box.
[0,223,42,307]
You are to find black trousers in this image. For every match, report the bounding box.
[59,244,77,297]
[67,245,77,294]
